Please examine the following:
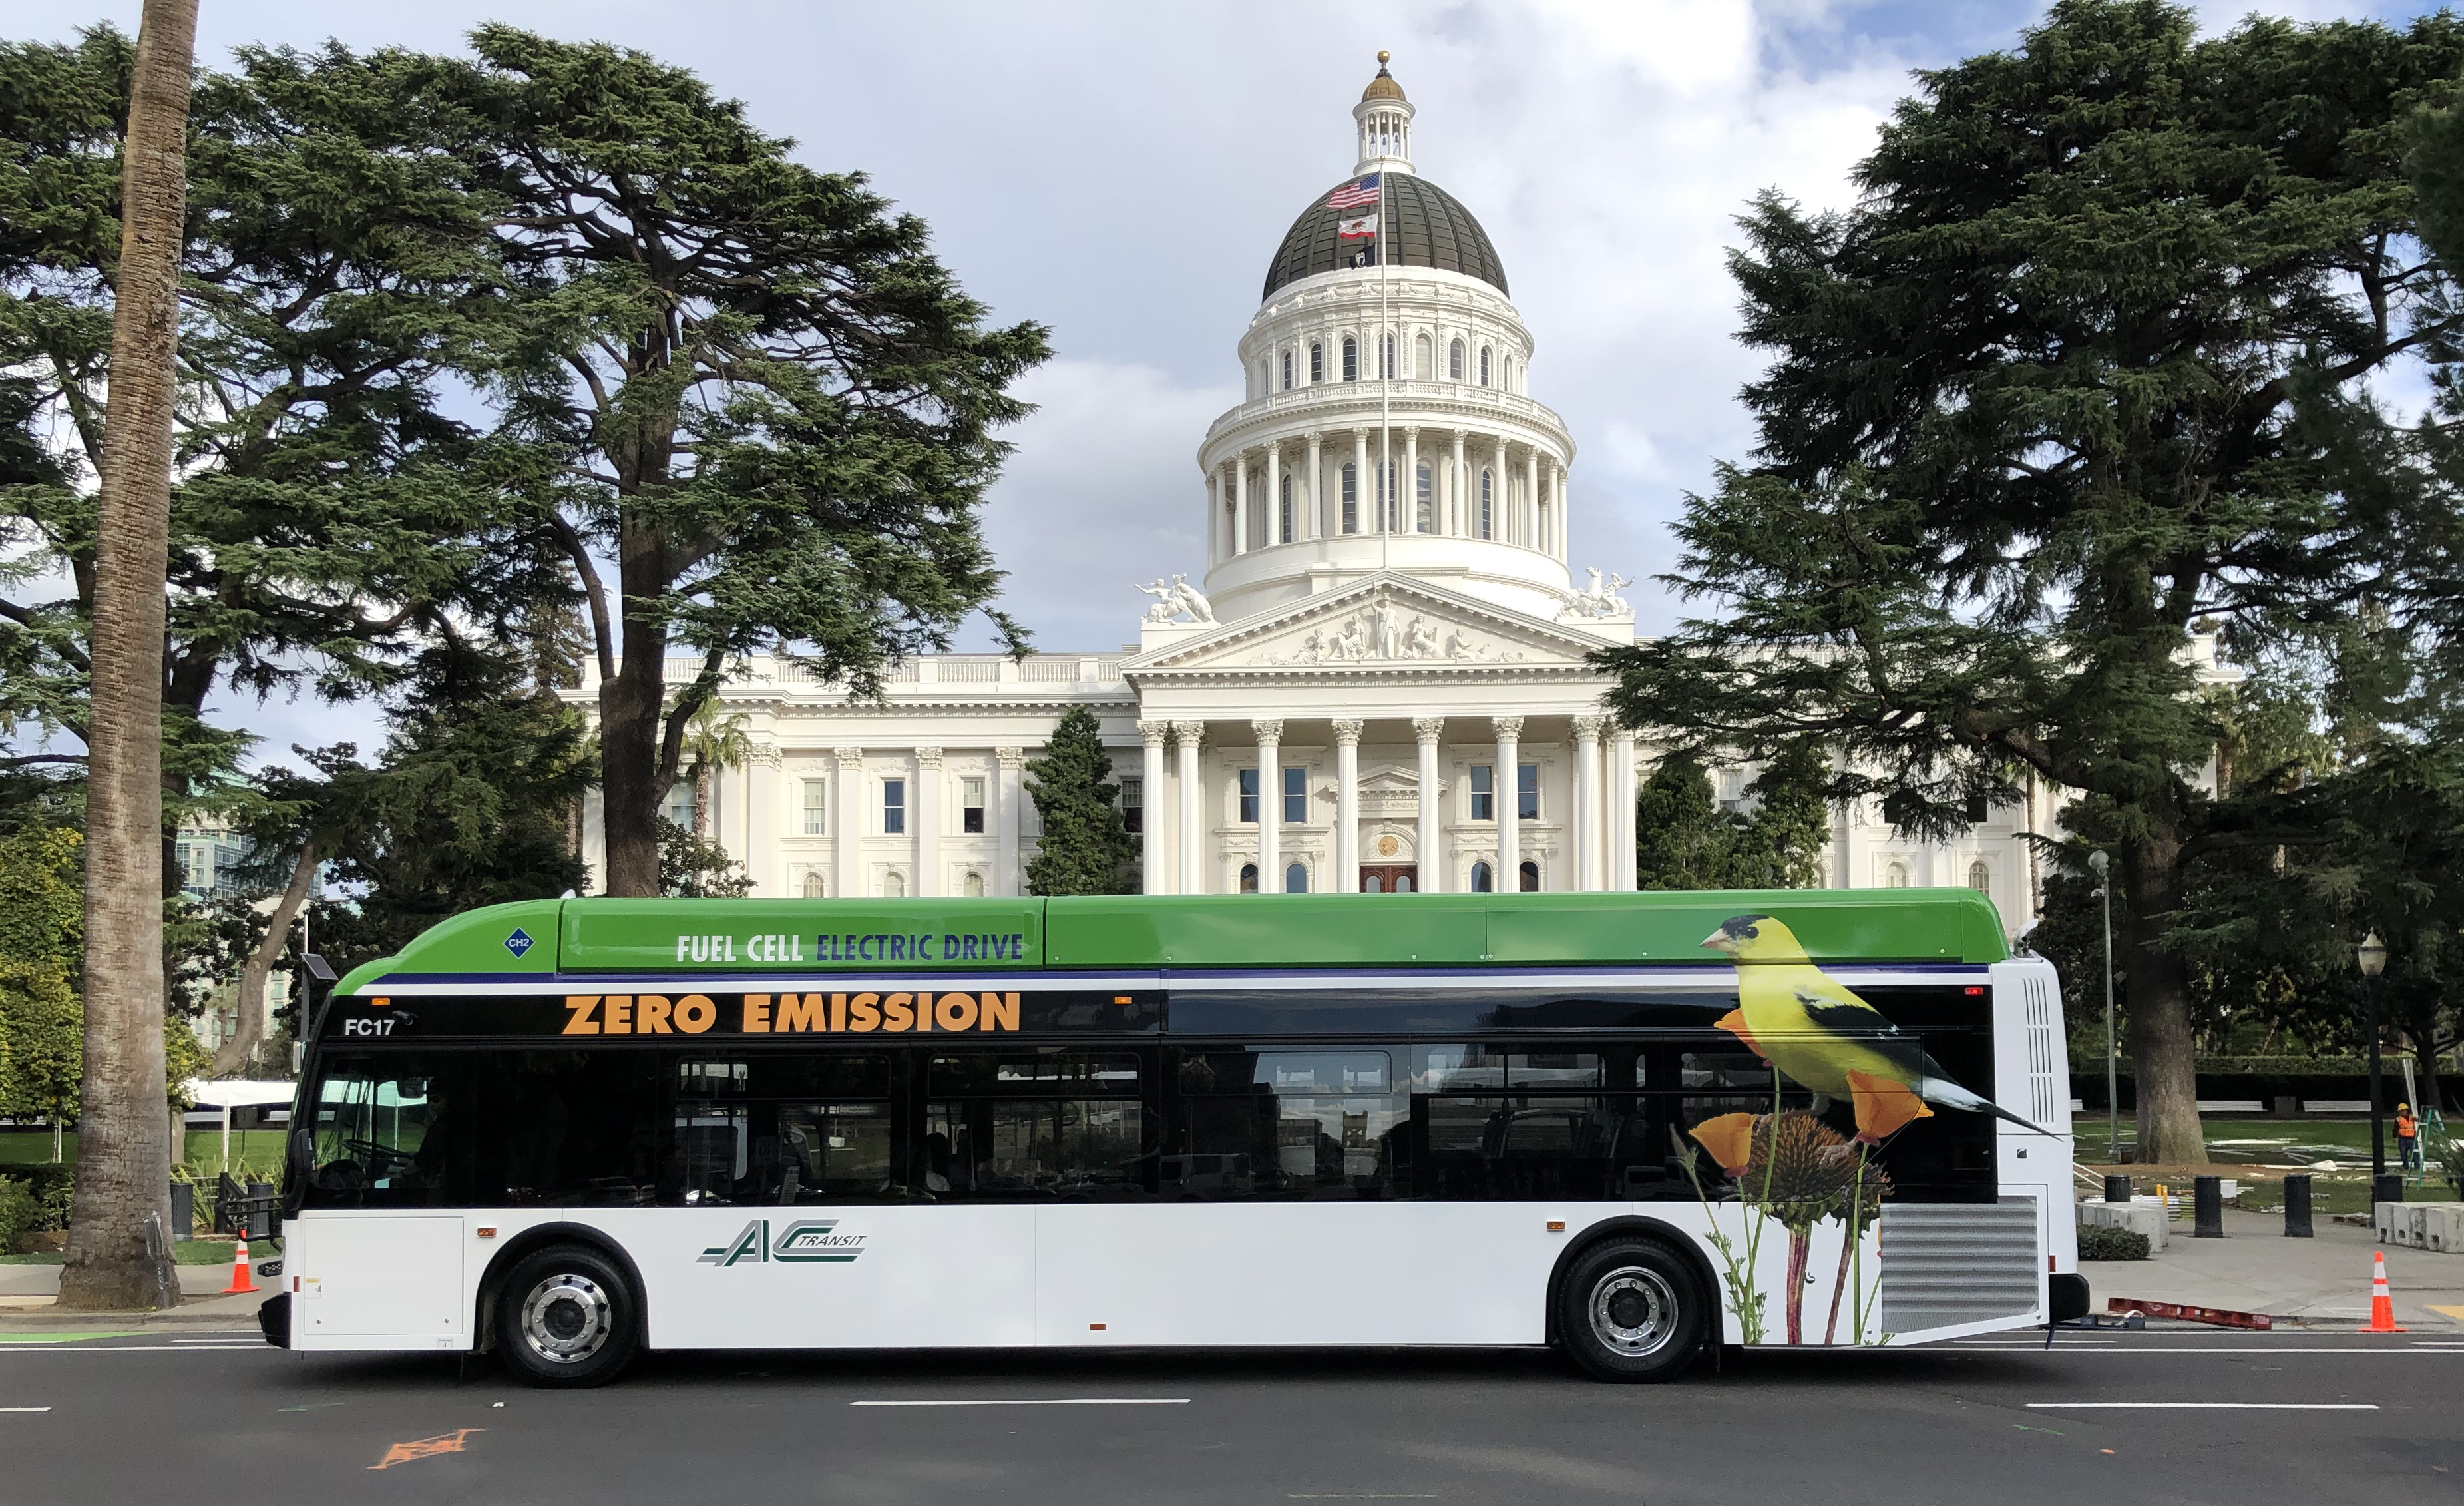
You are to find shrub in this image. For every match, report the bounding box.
[0,1176,37,1250]
[2078,1224,2151,1261]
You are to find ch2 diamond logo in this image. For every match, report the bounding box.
[503,927,534,959]
[698,1219,865,1267]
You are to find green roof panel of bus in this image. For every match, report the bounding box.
[333,898,568,995]
[558,897,1044,971]
[1045,894,1494,967]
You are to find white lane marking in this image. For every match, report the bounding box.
[2026,1403,2379,1411]
[0,1406,52,1412]
[851,1399,1190,1407]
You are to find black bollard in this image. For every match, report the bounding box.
[2194,1174,2224,1238]
[2104,1174,2132,1204]
[2284,1173,2313,1238]
[2373,1172,2406,1211]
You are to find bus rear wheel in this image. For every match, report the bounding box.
[495,1244,640,1387]
[1556,1238,1707,1383]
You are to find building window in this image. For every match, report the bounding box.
[1965,793,1992,823]
[1281,350,1293,390]
[1518,762,1540,822]
[1480,470,1494,539]
[1341,461,1358,533]
[801,778,827,835]
[1342,336,1358,382]
[1716,769,1746,814]
[964,871,985,897]
[1469,764,1494,821]
[1449,338,1465,380]
[801,870,825,899]
[1311,342,1324,383]
[1967,860,1991,895]
[1120,777,1143,836]
[1238,768,1259,824]
[884,870,906,898]
[1518,860,1540,892]
[1470,860,1493,892]
[663,780,697,830]
[1415,461,1433,531]
[1249,478,1267,549]
[1380,332,1396,379]
[1283,766,1306,824]
[882,778,906,835]
[1239,863,1259,894]
[961,776,986,834]
[1884,862,1909,889]
[1284,861,1307,894]
[1377,460,1396,532]
[1279,473,1293,543]
[1479,347,1492,387]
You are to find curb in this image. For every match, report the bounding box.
[0,1302,268,1330]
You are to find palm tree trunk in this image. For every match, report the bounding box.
[58,0,198,1312]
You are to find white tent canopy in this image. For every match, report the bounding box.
[182,1079,298,1174]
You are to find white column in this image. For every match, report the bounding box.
[1333,718,1363,893]
[1414,717,1444,893]
[1206,467,1221,566]
[741,745,778,894]
[1611,726,1638,890]
[1231,455,1249,555]
[1525,447,1540,550]
[1254,719,1283,893]
[1175,720,1205,895]
[914,746,942,896]
[1265,443,1282,546]
[1555,463,1570,561]
[1137,721,1168,895]
[1493,437,1510,541]
[1403,427,1421,532]
[1450,429,1466,535]
[833,746,865,900]
[996,745,1025,897]
[1494,715,1524,892]
[1351,429,1368,535]
[1573,716,1604,892]
[1305,432,1323,540]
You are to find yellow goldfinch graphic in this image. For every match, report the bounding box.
[1702,913,2054,1145]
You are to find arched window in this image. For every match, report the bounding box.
[1415,461,1434,532]
[1884,862,1909,889]
[1279,473,1293,543]
[1239,863,1259,894]
[1280,350,1293,391]
[1340,461,1359,534]
[1479,346,1492,387]
[1380,332,1396,379]
[1501,355,1513,391]
[1414,332,1432,378]
[1449,338,1465,380]
[1341,336,1358,382]
[1284,862,1307,894]
[1256,360,1269,397]
[1470,861,1493,893]
[1518,860,1540,893]
[1479,470,1494,539]
[1378,461,1398,533]
[1310,342,1323,383]
[1249,477,1267,549]
[963,871,984,897]
[1395,874,1414,893]
[1967,860,1991,895]
[885,870,906,898]
[1364,874,1383,893]
[801,870,825,899]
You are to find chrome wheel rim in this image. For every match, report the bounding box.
[1589,1266,1677,1357]
[518,1274,612,1366]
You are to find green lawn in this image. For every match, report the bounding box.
[0,1240,247,1266]
[1,1129,290,1176]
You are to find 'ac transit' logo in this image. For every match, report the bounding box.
[697,1219,865,1267]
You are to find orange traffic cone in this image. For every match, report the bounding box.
[2359,1249,2405,1333]
[222,1235,258,1296]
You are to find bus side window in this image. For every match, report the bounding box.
[672,1053,900,1206]
[1168,1048,1404,1202]
[925,1049,1153,1202]
[470,1051,661,1208]
[302,1054,475,1208]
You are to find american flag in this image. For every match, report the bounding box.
[1325,174,1381,210]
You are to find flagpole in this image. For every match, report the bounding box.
[1379,181,1390,571]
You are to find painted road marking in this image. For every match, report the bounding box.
[0,1333,141,1344]
[2425,1304,2464,1322]
[369,1428,481,1470]
[0,1344,276,1354]
[2026,1403,2379,1411]
[851,1399,1191,1407]
[1,1406,51,1412]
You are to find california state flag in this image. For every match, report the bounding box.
[1336,213,1379,239]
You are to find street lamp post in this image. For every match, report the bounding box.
[2358,930,2391,1204]
[2089,851,2119,1163]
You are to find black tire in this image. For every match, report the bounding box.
[1555,1237,1707,1383]
[493,1243,640,1388]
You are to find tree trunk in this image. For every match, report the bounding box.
[600,645,668,897]
[59,0,197,1312]
[209,842,319,1079]
[2123,841,2208,1166]
[2415,1034,2444,1119]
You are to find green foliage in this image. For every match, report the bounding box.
[658,818,753,900]
[1633,743,1830,891]
[2077,1224,2151,1261]
[1025,708,1135,896]
[0,824,81,1128]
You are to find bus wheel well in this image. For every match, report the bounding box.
[473,1223,648,1356]
[1545,1217,1721,1352]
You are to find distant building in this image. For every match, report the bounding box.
[174,818,252,899]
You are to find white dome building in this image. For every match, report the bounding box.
[574,57,2060,925]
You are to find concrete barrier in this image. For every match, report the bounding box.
[2377,1202,2464,1252]
[2080,1199,2168,1252]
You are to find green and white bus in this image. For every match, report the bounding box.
[266,889,2085,1385]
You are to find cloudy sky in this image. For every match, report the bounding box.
[5,0,2445,759]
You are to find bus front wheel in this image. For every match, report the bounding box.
[1556,1238,1707,1383]
[495,1244,640,1387]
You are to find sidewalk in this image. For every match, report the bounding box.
[2085,1206,2464,1328]
[0,1262,270,1326]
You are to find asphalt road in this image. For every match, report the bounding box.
[3,1330,2459,1505]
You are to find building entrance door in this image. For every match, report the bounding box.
[1359,865,1416,893]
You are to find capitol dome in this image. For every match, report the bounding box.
[1261,174,1507,300]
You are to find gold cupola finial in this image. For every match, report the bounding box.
[1362,51,1405,103]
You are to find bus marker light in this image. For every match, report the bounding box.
[477,1228,496,1239]
[1089,1323,1106,1331]
[1547,1221,1565,1232]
